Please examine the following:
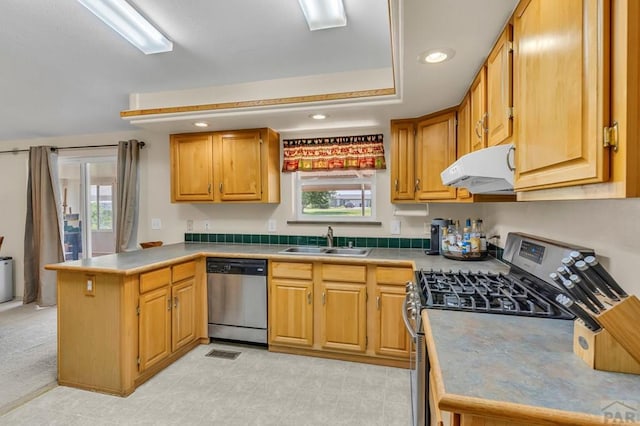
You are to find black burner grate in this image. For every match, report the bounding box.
[417,269,572,319]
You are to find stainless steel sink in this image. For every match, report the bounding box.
[324,248,371,257]
[278,246,371,257]
[278,246,327,254]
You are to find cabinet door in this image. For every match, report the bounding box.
[456,95,472,200]
[374,285,410,358]
[170,133,214,202]
[390,121,416,201]
[319,282,367,352]
[139,286,171,371]
[487,25,513,147]
[415,112,457,200]
[514,0,610,191]
[470,67,487,152]
[218,130,263,201]
[171,278,196,352]
[269,279,314,347]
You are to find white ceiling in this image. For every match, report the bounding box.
[0,0,518,142]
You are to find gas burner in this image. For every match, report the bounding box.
[416,268,573,319]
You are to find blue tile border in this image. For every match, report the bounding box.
[184,233,431,250]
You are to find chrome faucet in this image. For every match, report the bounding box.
[325,226,334,248]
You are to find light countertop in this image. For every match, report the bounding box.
[424,309,640,424]
[45,242,510,275]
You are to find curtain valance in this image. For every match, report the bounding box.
[282,134,385,172]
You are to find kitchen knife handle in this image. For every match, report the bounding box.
[576,260,619,301]
[555,294,602,332]
[584,256,628,298]
[561,278,600,314]
[563,257,598,293]
[570,274,605,311]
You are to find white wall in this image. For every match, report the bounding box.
[1,129,637,300]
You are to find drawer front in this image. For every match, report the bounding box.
[140,267,171,293]
[376,267,414,285]
[322,264,366,283]
[271,262,313,280]
[172,260,196,282]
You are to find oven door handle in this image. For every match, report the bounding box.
[402,295,419,341]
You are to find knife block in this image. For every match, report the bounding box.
[572,295,640,375]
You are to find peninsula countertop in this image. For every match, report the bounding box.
[45,242,510,275]
[423,309,640,425]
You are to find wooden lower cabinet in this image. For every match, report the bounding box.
[270,278,314,347]
[268,260,412,367]
[319,281,367,352]
[56,259,206,396]
[139,286,172,371]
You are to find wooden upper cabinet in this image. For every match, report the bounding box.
[456,95,472,200]
[218,130,263,201]
[513,0,610,191]
[487,24,513,147]
[470,66,487,152]
[390,121,416,202]
[415,111,457,201]
[171,134,214,202]
[170,128,280,203]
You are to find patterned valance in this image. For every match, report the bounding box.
[282,134,386,172]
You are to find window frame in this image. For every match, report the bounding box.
[292,170,377,222]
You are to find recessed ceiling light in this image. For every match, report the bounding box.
[193,122,209,128]
[418,48,456,64]
[310,114,328,120]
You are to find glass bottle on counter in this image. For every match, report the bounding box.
[477,219,487,252]
[470,220,480,253]
[441,227,450,252]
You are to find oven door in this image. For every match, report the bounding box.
[403,292,428,426]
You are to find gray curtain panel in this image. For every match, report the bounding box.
[115,140,142,253]
[23,146,65,306]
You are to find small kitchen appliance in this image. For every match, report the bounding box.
[425,218,449,255]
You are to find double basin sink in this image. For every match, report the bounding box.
[278,246,371,257]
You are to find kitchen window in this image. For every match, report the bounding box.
[293,170,376,221]
[90,184,113,231]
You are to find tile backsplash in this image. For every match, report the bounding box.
[184,233,431,249]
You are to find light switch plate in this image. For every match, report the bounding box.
[268,219,277,232]
[187,219,194,232]
[391,219,401,235]
[151,218,161,230]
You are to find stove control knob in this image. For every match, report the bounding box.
[410,307,418,319]
[405,282,416,291]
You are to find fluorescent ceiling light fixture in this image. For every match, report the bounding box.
[310,113,328,120]
[418,48,456,64]
[78,0,173,54]
[193,122,209,128]
[298,0,347,31]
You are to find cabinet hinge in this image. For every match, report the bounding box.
[136,306,140,316]
[137,357,140,366]
[603,122,619,152]
[507,107,514,119]
[259,139,263,145]
[454,118,458,127]
[507,40,514,53]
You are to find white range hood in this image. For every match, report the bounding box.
[440,143,515,194]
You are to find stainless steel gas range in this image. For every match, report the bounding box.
[404,232,598,426]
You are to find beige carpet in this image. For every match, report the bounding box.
[0,301,57,415]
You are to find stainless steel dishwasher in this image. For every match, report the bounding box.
[207,258,267,344]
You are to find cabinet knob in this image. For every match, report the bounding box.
[474,120,483,139]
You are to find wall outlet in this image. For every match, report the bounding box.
[390,219,401,235]
[151,218,161,230]
[204,221,210,231]
[187,219,194,232]
[268,219,277,232]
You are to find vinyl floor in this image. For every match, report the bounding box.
[0,302,411,425]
